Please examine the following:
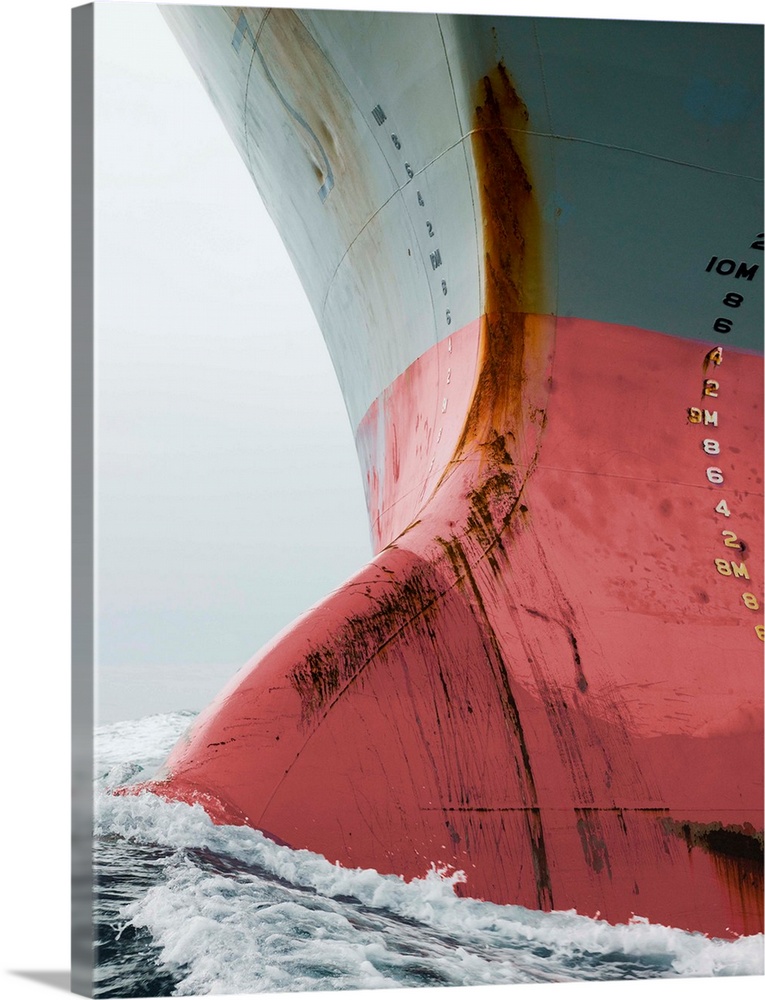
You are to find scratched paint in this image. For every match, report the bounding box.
[136,151,763,936]
[136,8,764,940]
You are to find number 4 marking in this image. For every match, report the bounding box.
[715,499,732,517]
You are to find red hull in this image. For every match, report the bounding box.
[131,8,764,941]
[139,314,763,938]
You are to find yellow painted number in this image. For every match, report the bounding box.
[722,530,742,549]
[705,346,724,367]
[688,408,719,426]
[715,499,732,517]
[755,625,765,641]
[742,593,760,611]
[715,558,750,579]
[703,379,720,397]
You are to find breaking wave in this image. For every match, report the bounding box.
[93,712,763,996]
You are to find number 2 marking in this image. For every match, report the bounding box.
[722,530,742,549]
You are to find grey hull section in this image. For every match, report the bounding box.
[159,7,763,432]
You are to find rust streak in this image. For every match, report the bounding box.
[662,818,764,922]
[453,62,546,461]
[437,534,554,909]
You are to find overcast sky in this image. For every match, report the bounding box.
[94,2,372,721]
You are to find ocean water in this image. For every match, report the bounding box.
[94,712,764,997]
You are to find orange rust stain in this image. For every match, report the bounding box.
[663,818,764,930]
[255,9,375,243]
[454,62,551,463]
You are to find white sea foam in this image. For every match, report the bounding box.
[95,710,196,776]
[95,714,765,995]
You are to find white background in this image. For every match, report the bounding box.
[1,1,762,999]
[93,0,372,723]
